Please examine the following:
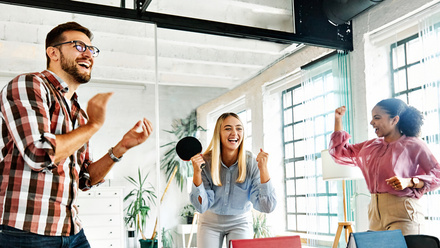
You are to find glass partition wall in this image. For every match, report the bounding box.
[0,2,297,247]
[0,3,160,247]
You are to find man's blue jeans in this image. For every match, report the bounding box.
[0,225,91,248]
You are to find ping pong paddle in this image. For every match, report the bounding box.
[176,136,205,169]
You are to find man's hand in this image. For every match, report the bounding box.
[112,118,153,157]
[86,92,114,130]
[54,92,113,163]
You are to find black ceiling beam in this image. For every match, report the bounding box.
[0,0,352,51]
[136,0,153,14]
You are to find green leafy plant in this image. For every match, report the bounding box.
[180,204,196,224]
[252,211,272,238]
[180,204,196,218]
[161,110,206,191]
[124,168,157,241]
[161,227,174,248]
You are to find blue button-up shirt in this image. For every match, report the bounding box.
[190,151,277,215]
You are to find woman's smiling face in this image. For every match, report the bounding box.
[220,115,243,152]
[370,105,399,138]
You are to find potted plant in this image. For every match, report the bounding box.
[124,168,158,248]
[161,227,174,248]
[252,211,272,238]
[161,110,206,191]
[180,204,196,224]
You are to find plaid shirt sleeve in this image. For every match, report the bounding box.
[1,73,57,171]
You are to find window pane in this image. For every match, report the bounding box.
[297,215,308,232]
[296,178,308,195]
[329,195,338,213]
[324,92,337,112]
[297,196,307,212]
[285,162,295,178]
[284,142,293,159]
[318,196,329,213]
[392,43,405,69]
[407,63,423,89]
[284,126,293,142]
[305,196,317,213]
[287,215,296,230]
[315,135,326,153]
[316,179,326,196]
[315,115,325,135]
[325,113,334,133]
[406,38,422,64]
[283,91,292,108]
[295,160,306,177]
[317,216,330,233]
[425,110,440,137]
[330,216,339,234]
[293,104,304,122]
[284,108,293,124]
[294,140,306,158]
[393,69,407,93]
[286,197,296,213]
[328,180,338,194]
[293,88,303,105]
[286,179,296,195]
[293,122,304,140]
[408,90,425,111]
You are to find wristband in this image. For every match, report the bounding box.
[108,147,123,162]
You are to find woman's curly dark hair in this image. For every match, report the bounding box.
[376,98,424,137]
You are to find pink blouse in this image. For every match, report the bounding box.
[329,130,440,199]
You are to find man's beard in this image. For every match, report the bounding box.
[60,52,91,84]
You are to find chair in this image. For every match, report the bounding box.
[229,235,302,248]
[404,234,440,248]
[347,230,408,248]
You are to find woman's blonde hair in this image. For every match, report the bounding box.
[204,113,246,186]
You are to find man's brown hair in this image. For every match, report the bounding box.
[45,22,93,67]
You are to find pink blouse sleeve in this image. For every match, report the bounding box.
[412,141,440,196]
[328,130,368,167]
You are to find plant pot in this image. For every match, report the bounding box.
[139,239,158,248]
[186,216,194,224]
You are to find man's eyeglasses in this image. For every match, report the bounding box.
[52,40,100,57]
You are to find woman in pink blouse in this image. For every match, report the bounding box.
[329,98,440,235]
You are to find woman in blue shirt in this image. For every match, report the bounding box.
[189,112,277,248]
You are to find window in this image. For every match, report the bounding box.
[282,68,339,235]
[390,24,440,232]
[237,109,252,150]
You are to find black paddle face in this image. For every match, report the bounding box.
[176,136,202,161]
[176,136,205,169]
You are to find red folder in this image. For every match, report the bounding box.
[229,235,302,248]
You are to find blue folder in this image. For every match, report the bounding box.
[347,230,408,248]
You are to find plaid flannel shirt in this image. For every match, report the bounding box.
[0,70,93,236]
